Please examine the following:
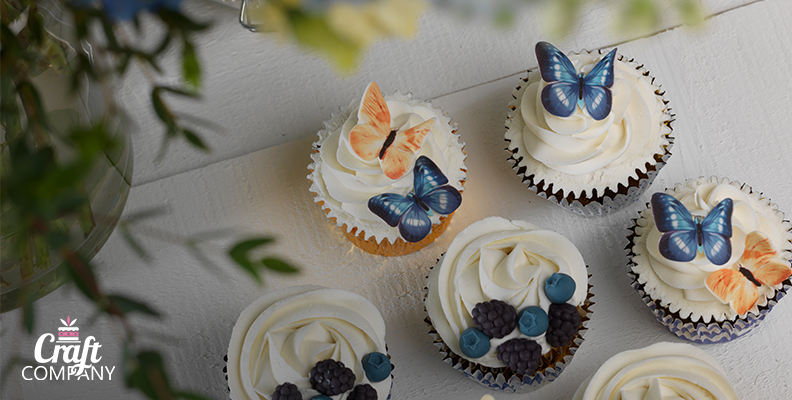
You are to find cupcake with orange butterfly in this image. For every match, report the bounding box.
[308,82,466,256]
[627,176,792,343]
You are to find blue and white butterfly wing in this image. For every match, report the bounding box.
[700,198,734,265]
[398,203,433,243]
[580,48,616,121]
[413,156,449,199]
[651,192,699,262]
[535,42,579,84]
[421,186,462,216]
[581,85,612,121]
[701,233,732,266]
[541,82,579,118]
[658,230,698,262]
[368,193,414,227]
[701,198,734,238]
[651,193,696,233]
[583,48,617,88]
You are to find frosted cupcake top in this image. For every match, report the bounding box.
[227,286,391,400]
[631,177,792,323]
[426,217,588,368]
[506,46,671,195]
[308,83,466,244]
[573,342,738,400]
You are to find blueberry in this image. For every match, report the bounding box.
[361,352,391,383]
[544,273,576,304]
[518,306,549,337]
[459,327,491,358]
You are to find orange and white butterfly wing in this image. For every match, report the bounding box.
[380,118,435,180]
[753,259,792,287]
[705,268,758,315]
[741,231,792,287]
[349,82,391,161]
[742,231,779,265]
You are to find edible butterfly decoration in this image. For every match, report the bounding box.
[368,156,461,243]
[535,41,617,121]
[705,231,792,315]
[651,192,734,266]
[349,82,436,180]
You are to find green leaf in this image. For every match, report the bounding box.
[618,0,660,33]
[676,0,705,25]
[151,88,176,131]
[261,257,299,274]
[182,41,201,90]
[124,350,173,400]
[182,129,209,152]
[159,86,199,98]
[228,237,275,283]
[107,294,160,318]
[287,10,362,73]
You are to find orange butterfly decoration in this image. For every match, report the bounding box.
[349,82,435,180]
[705,231,792,315]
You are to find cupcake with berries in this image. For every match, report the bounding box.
[425,217,593,392]
[227,286,392,400]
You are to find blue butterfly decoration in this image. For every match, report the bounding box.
[651,192,734,266]
[368,156,462,243]
[535,41,617,121]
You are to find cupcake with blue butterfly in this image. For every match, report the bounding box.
[628,176,792,343]
[505,42,673,216]
[425,217,593,392]
[308,82,467,256]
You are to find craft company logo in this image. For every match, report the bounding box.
[22,316,116,381]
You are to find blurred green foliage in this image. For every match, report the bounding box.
[1,1,298,399]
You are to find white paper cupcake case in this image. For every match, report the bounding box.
[505,51,674,217]
[629,272,791,344]
[424,284,593,393]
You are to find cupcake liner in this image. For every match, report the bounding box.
[308,93,467,256]
[223,353,395,400]
[626,176,792,343]
[339,211,456,256]
[424,281,594,393]
[505,51,674,217]
[628,271,791,343]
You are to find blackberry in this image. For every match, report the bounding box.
[545,303,581,347]
[346,383,378,400]
[272,382,302,400]
[495,338,542,376]
[472,300,517,338]
[309,359,356,396]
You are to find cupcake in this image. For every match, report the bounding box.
[308,82,467,256]
[227,286,392,400]
[573,342,738,399]
[425,217,593,392]
[505,41,673,216]
[628,176,792,343]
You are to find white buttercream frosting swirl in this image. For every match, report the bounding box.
[227,286,390,400]
[309,93,466,243]
[573,342,738,400]
[426,217,588,367]
[506,50,671,195]
[631,177,792,322]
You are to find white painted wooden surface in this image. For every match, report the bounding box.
[2,0,792,399]
[122,0,756,185]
